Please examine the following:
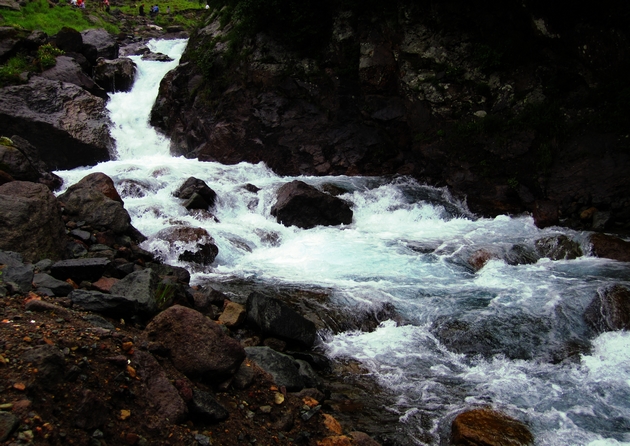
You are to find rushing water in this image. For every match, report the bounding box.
[55,39,630,445]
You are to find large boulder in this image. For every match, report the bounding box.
[69,289,138,317]
[0,77,113,170]
[0,136,62,189]
[270,180,353,229]
[58,173,133,235]
[143,305,245,380]
[109,268,159,316]
[38,56,107,99]
[451,408,534,446]
[588,233,630,262]
[246,292,317,348]
[93,57,136,92]
[80,29,119,60]
[0,181,67,262]
[534,235,582,260]
[51,257,110,283]
[153,225,219,264]
[173,177,217,210]
[584,285,630,332]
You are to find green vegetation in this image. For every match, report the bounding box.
[0,44,65,87]
[0,0,119,34]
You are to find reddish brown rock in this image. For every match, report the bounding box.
[143,305,245,380]
[589,233,630,262]
[532,200,558,229]
[451,408,533,446]
[468,249,499,271]
[92,277,120,293]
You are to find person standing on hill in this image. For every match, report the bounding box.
[139,3,145,15]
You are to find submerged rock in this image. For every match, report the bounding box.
[584,285,630,332]
[153,225,219,264]
[451,408,533,446]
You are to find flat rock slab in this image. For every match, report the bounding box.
[51,257,110,283]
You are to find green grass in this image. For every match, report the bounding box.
[0,0,119,34]
[0,54,33,87]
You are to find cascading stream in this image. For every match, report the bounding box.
[55,38,630,446]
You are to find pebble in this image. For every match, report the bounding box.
[194,433,212,446]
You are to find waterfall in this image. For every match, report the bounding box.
[54,38,630,446]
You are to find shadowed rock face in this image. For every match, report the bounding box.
[0,181,67,262]
[0,77,113,170]
[151,1,630,227]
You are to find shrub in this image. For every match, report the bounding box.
[37,43,64,70]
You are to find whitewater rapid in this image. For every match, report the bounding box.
[55,39,630,445]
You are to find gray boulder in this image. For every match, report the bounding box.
[0,136,62,190]
[38,55,107,99]
[2,263,33,293]
[0,77,113,170]
[80,29,118,60]
[69,289,136,317]
[93,57,136,92]
[109,268,159,315]
[244,346,304,391]
[0,181,67,262]
[270,180,353,229]
[246,292,317,347]
[535,235,582,260]
[58,173,132,235]
[143,305,245,380]
[33,273,75,297]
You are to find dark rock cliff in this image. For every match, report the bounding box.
[151,0,630,229]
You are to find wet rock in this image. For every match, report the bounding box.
[133,351,188,423]
[0,181,67,262]
[69,289,138,317]
[467,249,501,271]
[451,408,533,446]
[0,411,19,442]
[33,273,74,296]
[58,173,134,235]
[349,431,381,446]
[109,268,159,316]
[0,77,112,170]
[246,292,317,347]
[39,55,107,99]
[218,301,246,328]
[80,29,118,60]
[296,359,323,389]
[232,360,256,389]
[93,57,136,92]
[535,235,582,260]
[189,389,229,422]
[505,244,540,265]
[141,52,173,62]
[0,135,61,186]
[21,345,65,386]
[244,346,305,391]
[51,257,110,283]
[173,177,217,210]
[588,233,630,262]
[143,305,245,380]
[584,285,630,332]
[53,27,83,54]
[153,225,219,265]
[271,181,353,229]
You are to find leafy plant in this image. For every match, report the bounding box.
[155,283,176,310]
[0,54,33,87]
[37,43,64,70]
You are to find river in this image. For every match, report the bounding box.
[55,38,630,446]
